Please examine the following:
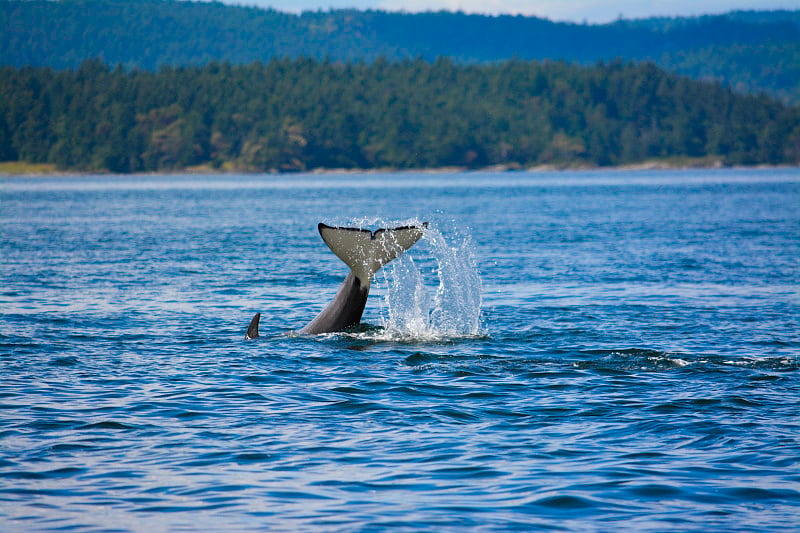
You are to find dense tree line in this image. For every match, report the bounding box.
[2,1,799,103]
[1,58,798,173]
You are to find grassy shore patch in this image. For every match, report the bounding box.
[0,161,59,174]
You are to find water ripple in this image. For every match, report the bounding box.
[1,170,798,531]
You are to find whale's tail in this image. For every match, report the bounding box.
[246,221,428,338]
[297,222,428,334]
[318,222,428,287]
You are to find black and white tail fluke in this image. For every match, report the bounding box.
[295,222,427,334]
[318,222,428,286]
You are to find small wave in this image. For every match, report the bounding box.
[573,349,798,373]
[528,494,600,511]
[721,487,800,502]
[402,351,500,369]
[574,347,694,372]
[234,452,274,464]
[1,466,86,481]
[720,356,799,370]
[78,421,135,431]
[626,484,686,498]
[50,356,79,367]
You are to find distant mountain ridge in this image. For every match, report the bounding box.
[1,0,799,103]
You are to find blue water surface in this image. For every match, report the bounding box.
[1,169,799,531]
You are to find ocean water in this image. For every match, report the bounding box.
[1,169,798,531]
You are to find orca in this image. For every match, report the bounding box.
[245,221,427,339]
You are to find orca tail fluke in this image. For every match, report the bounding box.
[318,222,428,285]
[245,312,260,340]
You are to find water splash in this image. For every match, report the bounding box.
[375,222,484,341]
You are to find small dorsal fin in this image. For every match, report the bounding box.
[245,312,260,340]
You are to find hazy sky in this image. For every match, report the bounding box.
[229,0,799,22]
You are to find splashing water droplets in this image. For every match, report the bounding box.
[374,223,484,341]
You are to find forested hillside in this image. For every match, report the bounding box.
[2,59,797,173]
[1,0,799,103]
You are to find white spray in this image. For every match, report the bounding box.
[375,223,484,340]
